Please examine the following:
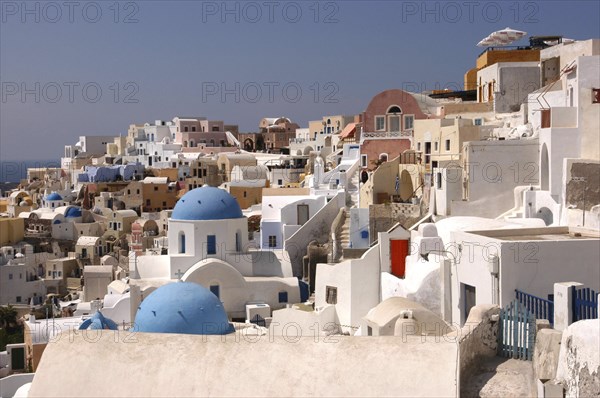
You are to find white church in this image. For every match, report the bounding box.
[129,186,306,320]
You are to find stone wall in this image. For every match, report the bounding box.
[369,203,421,243]
[456,304,500,392]
[556,319,600,397]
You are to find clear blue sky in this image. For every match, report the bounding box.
[1,0,599,161]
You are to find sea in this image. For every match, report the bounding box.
[0,159,60,195]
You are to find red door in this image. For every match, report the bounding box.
[390,239,408,278]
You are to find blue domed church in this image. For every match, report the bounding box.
[167,187,249,275]
[134,282,234,335]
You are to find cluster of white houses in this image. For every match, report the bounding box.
[0,36,599,397]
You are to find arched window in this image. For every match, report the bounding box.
[387,106,402,114]
[379,153,388,162]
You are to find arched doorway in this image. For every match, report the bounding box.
[244,138,254,151]
[535,206,554,226]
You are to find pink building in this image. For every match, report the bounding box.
[360,89,433,170]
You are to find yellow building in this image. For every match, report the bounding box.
[0,217,25,246]
[464,48,540,95]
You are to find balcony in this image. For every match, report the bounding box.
[361,131,412,141]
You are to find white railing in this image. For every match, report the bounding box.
[361,130,413,141]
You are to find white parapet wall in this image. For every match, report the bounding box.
[28,330,459,397]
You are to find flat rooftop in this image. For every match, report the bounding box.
[469,226,600,241]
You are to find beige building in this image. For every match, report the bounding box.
[360,151,424,207]
[184,157,221,189]
[44,257,80,295]
[103,209,138,240]
[412,118,487,170]
[217,153,257,182]
[141,177,178,213]
[76,236,107,264]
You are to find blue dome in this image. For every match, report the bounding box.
[65,207,82,218]
[134,282,233,335]
[171,187,243,221]
[79,311,118,331]
[46,192,62,201]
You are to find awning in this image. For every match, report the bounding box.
[339,123,357,139]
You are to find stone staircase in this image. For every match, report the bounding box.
[339,211,351,249]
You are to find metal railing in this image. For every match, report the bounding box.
[515,289,554,325]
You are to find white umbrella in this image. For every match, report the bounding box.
[477,35,496,47]
[477,28,527,47]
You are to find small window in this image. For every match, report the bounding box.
[9,274,12,280]
[474,118,483,126]
[207,235,217,255]
[154,186,158,191]
[375,116,385,131]
[445,139,451,151]
[243,191,247,198]
[210,285,220,298]
[268,235,277,248]
[360,154,368,168]
[180,233,186,254]
[404,115,414,130]
[417,142,421,151]
[16,296,22,303]
[434,142,439,151]
[437,172,442,189]
[325,286,337,305]
[278,291,288,303]
[278,179,283,185]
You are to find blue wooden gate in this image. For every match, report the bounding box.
[515,289,554,325]
[573,287,598,321]
[498,300,536,361]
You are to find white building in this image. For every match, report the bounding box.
[523,39,600,230]
[0,247,46,305]
[260,194,327,250]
